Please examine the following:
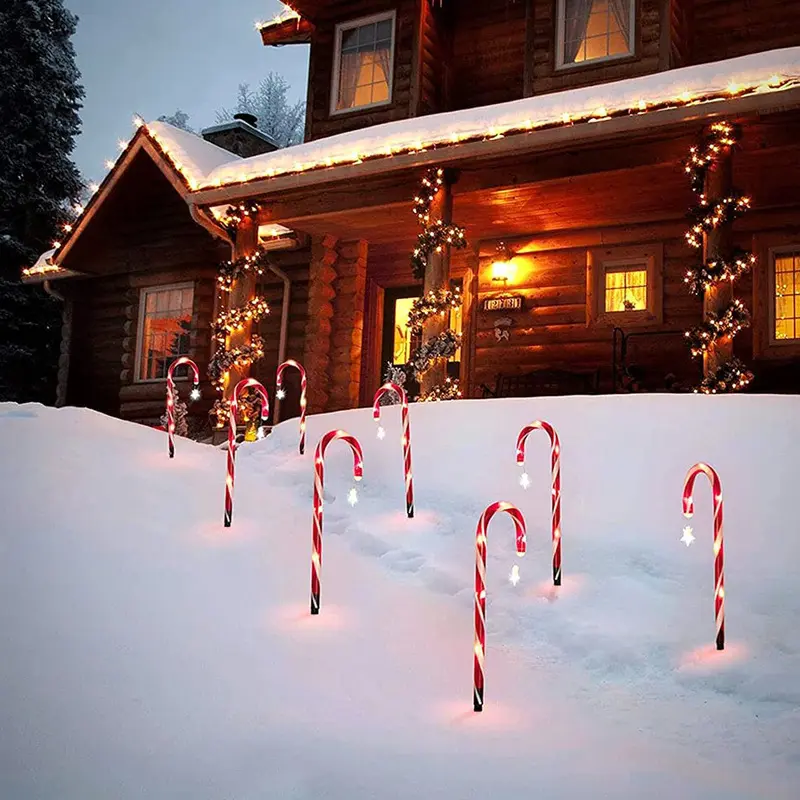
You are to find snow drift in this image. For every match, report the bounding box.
[1,395,799,799]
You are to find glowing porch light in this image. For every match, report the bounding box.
[491,242,515,284]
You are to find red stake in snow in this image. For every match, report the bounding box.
[682,463,726,650]
[224,378,270,528]
[276,359,307,455]
[473,502,527,712]
[311,430,363,615]
[372,382,414,518]
[516,420,562,585]
[166,357,200,459]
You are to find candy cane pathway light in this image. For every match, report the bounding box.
[224,378,270,528]
[473,501,527,712]
[311,430,363,615]
[516,420,561,585]
[682,462,726,650]
[166,357,200,459]
[276,359,307,455]
[372,382,414,518]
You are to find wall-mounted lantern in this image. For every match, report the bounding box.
[491,242,515,284]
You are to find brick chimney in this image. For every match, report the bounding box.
[201,113,279,158]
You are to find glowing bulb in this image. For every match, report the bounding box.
[118,139,127,151]
[509,564,521,587]
[104,159,115,170]
[519,471,530,490]
[276,388,286,400]
[680,526,696,547]
[376,425,386,440]
[190,387,201,401]
[347,487,359,507]
[88,182,100,193]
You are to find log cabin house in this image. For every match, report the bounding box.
[22,0,800,433]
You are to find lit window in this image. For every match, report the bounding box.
[774,251,800,340]
[605,265,648,313]
[137,284,194,381]
[332,12,395,114]
[392,297,416,364]
[558,0,634,67]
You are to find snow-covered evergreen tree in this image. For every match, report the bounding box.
[217,74,305,147]
[157,109,193,132]
[0,0,83,402]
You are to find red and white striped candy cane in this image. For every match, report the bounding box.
[516,420,561,585]
[473,501,527,712]
[311,429,363,615]
[224,378,270,528]
[276,359,307,455]
[372,382,414,518]
[166,357,200,459]
[682,463,725,650]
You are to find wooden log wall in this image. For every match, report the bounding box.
[692,0,800,63]
[251,243,313,418]
[305,0,420,141]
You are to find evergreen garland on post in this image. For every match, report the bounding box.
[384,168,466,401]
[209,208,271,428]
[683,122,754,393]
[0,0,84,402]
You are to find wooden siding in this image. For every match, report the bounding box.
[305,0,420,141]
[691,0,800,64]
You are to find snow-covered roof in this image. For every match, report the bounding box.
[166,46,800,191]
[21,248,80,283]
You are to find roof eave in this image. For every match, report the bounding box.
[259,16,314,46]
[189,85,800,208]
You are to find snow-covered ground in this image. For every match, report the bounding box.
[1,395,799,799]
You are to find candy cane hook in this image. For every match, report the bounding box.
[276,359,307,455]
[166,357,200,459]
[224,378,270,528]
[516,420,561,585]
[373,382,414,518]
[682,463,725,650]
[473,501,527,712]
[311,430,363,615]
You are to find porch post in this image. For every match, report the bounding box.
[702,140,734,378]
[421,169,455,396]
[224,218,258,398]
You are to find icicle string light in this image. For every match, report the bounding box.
[165,357,200,459]
[682,463,726,650]
[372,382,415,518]
[311,430,364,615]
[224,379,270,528]
[515,420,562,586]
[276,359,308,455]
[473,502,527,712]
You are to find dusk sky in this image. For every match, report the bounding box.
[65,0,309,180]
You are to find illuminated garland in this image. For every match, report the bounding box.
[220,200,261,236]
[407,329,462,377]
[407,287,462,333]
[698,357,753,394]
[419,377,463,402]
[685,195,751,249]
[209,244,272,428]
[683,121,738,193]
[683,122,754,393]
[685,300,751,357]
[684,250,755,295]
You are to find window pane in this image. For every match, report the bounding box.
[139,287,194,380]
[774,251,800,340]
[563,0,631,65]
[336,17,393,111]
[393,297,414,364]
[358,23,376,47]
[605,264,648,313]
[341,28,359,50]
[376,19,392,40]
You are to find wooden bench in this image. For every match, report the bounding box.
[481,369,600,398]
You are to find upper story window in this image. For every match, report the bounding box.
[136,283,194,382]
[556,0,635,69]
[331,11,395,115]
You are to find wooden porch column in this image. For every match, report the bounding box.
[421,170,455,396]
[224,219,258,399]
[703,143,734,378]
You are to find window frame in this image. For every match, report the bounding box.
[330,10,397,117]
[753,234,800,359]
[134,282,195,384]
[555,0,637,72]
[586,243,663,327]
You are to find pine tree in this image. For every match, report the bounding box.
[217,74,305,147]
[0,0,84,403]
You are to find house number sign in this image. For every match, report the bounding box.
[482,295,523,312]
